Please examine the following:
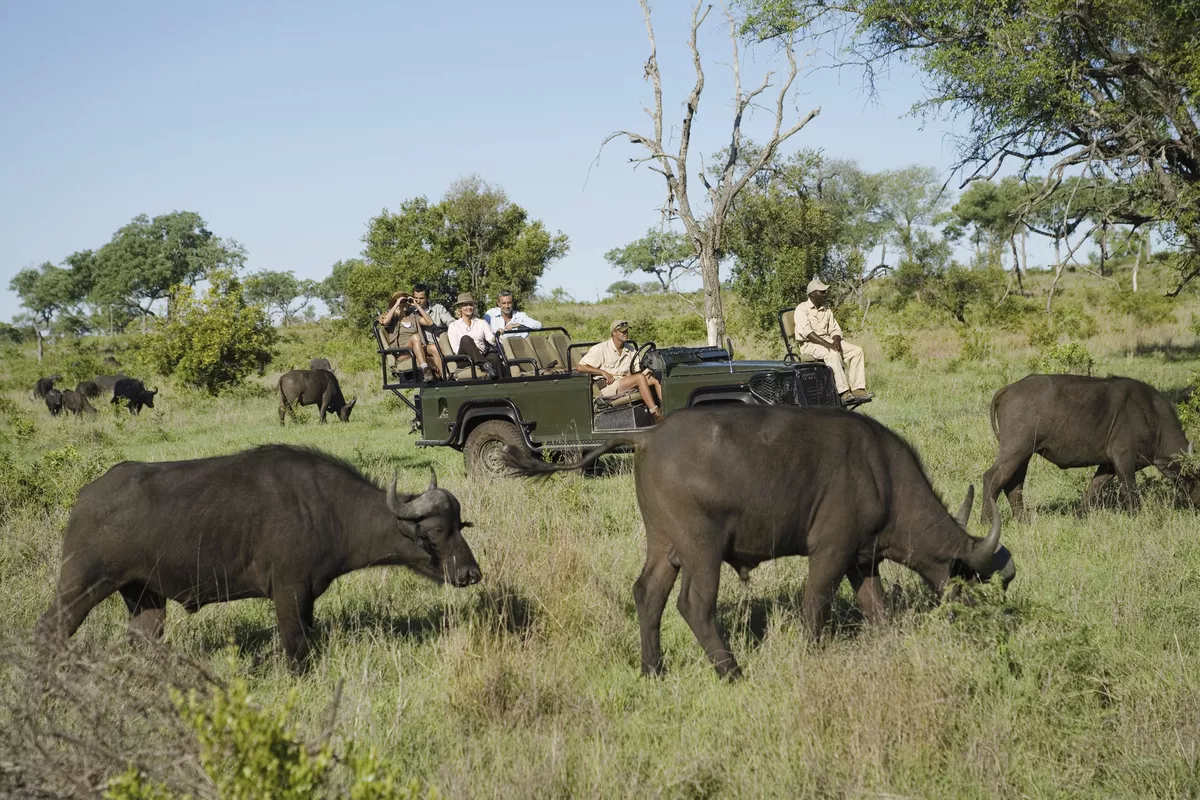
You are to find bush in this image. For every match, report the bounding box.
[1105,289,1177,325]
[1027,304,1100,348]
[0,444,117,522]
[956,327,994,363]
[142,270,278,395]
[879,331,918,366]
[1030,341,1096,375]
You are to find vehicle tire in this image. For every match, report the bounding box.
[464,420,528,479]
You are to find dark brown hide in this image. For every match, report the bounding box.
[61,389,97,416]
[505,406,1013,678]
[34,375,61,399]
[37,446,481,670]
[309,357,333,372]
[278,369,356,424]
[111,377,157,415]
[75,380,102,399]
[95,374,127,392]
[983,374,1197,518]
[44,388,63,416]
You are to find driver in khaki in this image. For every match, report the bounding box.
[795,278,872,404]
[577,320,665,423]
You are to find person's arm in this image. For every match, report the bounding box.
[577,348,615,384]
[378,299,402,325]
[446,321,462,354]
[516,311,541,330]
[829,315,844,353]
[412,303,433,326]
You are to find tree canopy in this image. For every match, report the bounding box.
[604,230,697,291]
[243,270,317,326]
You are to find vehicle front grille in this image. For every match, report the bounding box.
[748,371,798,406]
[796,365,839,407]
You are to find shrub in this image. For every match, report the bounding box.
[1026,304,1100,348]
[142,269,278,395]
[0,444,117,521]
[1030,341,1096,375]
[957,327,994,363]
[1105,289,1177,325]
[879,331,917,366]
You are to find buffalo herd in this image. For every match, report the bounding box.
[31,368,1200,677]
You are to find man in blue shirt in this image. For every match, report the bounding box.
[485,290,541,337]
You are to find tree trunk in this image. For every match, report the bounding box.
[1132,235,1142,292]
[698,247,726,347]
[1098,222,1108,276]
[1019,229,1028,275]
[36,330,43,363]
[1009,237,1025,295]
[1053,236,1061,271]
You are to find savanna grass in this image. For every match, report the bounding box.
[3,280,1200,797]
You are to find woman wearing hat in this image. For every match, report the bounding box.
[446,292,503,379]
[378,290,443,381]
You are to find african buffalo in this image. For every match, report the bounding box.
[279,369,356,424]
[309,357,333,372]
[75,380,101,399]
[505,406,1015,679]
[61,389,97,416]
[95,374,127,392]
[982,374,1199,519]
[37,446,481,669]
[111,377,157,414]
[44,388,63,417]
[34,375,62,399]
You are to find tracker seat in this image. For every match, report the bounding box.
[778,307,817,364]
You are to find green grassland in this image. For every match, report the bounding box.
[4,267,1200,797]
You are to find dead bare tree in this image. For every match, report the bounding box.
[602,1,820,346]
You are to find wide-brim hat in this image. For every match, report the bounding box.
[455,292,478,307]
[388,290,410,305]
[806,277,830,294]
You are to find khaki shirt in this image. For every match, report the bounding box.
[794,299,842,342]
[579,339,635,377]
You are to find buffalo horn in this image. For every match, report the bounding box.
[386,469,441,520]
[968,507,1003,573]
[149,387,159,395]
[954,485,975,528]
[428,466,438,491]
[386,474,402,516]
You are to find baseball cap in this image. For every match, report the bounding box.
[611,319,630,332]
[806,278,830,294]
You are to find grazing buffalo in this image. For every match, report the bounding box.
[279,369,356,424]
[983,374,1199,518]
[309,357,333,372]
[95,374,127,392]
[34,374,62,399]
[44,388,64,416]
[75,380,102,399]
[505,406,1015,679]
[61,389,97,416]
[37,446,482,669]
[112,377,158,414]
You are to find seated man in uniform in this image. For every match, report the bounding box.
[794,278,872,405]
[577,320,664,423]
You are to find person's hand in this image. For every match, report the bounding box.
[601,370,615,385]
[833,335,843,354]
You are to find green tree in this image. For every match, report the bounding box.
[142,269,278,394]
[741,0,1200,290]
[363,177,568,311]
[8,261,82,361]
[878,165,949,264]
[244,270,318,326]
[604,229,698,290]
[91,211,246,326]
[317,258,365,318]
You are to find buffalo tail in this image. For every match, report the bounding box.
[502,436,642,478]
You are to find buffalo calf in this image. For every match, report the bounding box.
[506,406,1014,678]
[983,374,1198,518]
[279,369,356,424]
[62,389,97,416]
[37,446,481,670]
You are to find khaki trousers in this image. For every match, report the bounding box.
[799,341,866,394]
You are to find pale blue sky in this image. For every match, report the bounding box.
[0,1,968,322]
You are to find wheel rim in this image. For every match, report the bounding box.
[479,439,511,475]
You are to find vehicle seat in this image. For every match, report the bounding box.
[548,332,571,369]
[531,336,563,372]
[508,336,539,375]
[778,308,817,363]
[375,325,415,376]
[436,332,482,380]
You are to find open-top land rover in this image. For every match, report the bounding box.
[374,316,847,477]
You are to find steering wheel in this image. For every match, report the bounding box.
[631,341,657,374]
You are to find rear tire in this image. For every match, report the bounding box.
[464,420,528,479]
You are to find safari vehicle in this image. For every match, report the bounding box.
[374,320,844,478]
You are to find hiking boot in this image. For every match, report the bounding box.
[840,391,855,404]
[420,364,434,382]
[649,406,665,424]
[482,362,498,380]
[852,389,874,400]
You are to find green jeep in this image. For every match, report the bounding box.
[373,315,845,478]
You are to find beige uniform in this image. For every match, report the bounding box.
[579,339,636,398]
[794,299,866,394]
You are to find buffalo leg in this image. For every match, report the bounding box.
[801,554,852,641]
[675,560,738,679]
[119,584,167,641]
[273,587,315,672]
[318,387,334,423]
[278,397,291,425]
[1080,464,1115,515]
[632,540,680,676]
[37,578,117,642]
[847,561,886,624]
[984,454,1031,523]
[1112,452,1140,514]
